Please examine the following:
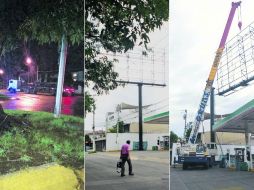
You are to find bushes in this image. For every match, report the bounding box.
[0,110,84,174]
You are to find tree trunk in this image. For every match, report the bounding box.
[0,104,5,115]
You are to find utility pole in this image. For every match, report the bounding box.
[116,108,120,144]
[54,34,67,117]
[138,83,143,150]
[115,104,122,147]
[183,110,187,138]
[92,108,96,151]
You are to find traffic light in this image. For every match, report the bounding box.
[157,140,160,145]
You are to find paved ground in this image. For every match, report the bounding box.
[86,151,169,190]
[0,90,79,115]
[171,165,254,190]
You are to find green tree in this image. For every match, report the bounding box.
[170,131,178,148]
[108,121,125,133]
[85,0,169,112]
[85,93,95,115]
[0,1,83,82]
[18,0,83,45]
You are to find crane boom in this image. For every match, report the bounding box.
[188,1,241,144]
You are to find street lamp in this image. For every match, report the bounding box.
[0,69,4,89]
[25,56,38,82]
[25,56,32,83]
[26,57,32,64]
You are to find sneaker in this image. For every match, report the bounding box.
[129,173,134,176]
[121,174,125,177]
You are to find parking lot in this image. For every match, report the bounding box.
[170,166,254,190]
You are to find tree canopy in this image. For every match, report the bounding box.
[0,0,83,50]
[85,0,169,111]
[170,131,178,148]
[0,0,83,84]
[108,121,125,133]
[19,0,83,45]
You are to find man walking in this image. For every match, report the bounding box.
[120,140,134,177]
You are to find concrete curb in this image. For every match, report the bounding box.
[0,164,79,190]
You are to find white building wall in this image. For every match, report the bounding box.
[106,133,168,151]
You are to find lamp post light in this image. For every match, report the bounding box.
[26,57,32,64]
[26,56,32,83]
[0,69,4,89]
[25,56,38,82]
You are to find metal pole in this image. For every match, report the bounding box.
[54,34,67,117]
[93,109,95,151]
[210,87,215,143]
[250,134,253,170]
[183,110,187,138]
[116,110,119,144]
[138,83,143,151]
[37,65,39,81]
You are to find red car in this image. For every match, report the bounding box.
[63,86,75,96]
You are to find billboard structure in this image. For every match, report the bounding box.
[216,22,254,96]
[101,47,168,85]
[100,46,168,150]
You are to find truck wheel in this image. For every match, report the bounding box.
[183,163,188,170]
[10,88,16,93]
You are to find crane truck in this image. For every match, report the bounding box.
[175,1,242,170]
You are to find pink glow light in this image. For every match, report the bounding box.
[26,57,32,64]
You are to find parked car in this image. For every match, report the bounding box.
[22,82,75,96]
[63,86,75,96]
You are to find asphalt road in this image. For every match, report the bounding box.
[0,90,79,115]
[86,151,169,190]
[171,166,254,190]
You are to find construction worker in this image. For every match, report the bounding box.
[120,140,134,177]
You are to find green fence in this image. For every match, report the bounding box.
[133,141,148,150]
